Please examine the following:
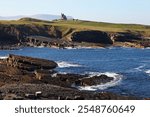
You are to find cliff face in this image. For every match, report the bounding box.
[0,24,62,45]
[0,25,114,46]
[0,26,19,45]
[71,30,113,44]
[112,32,142,42]
[0,22,146,47]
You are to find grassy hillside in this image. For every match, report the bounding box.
[52,20,150,36]
[0,18,150,37]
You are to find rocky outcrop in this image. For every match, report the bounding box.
[0,84,137,100]
[1,22,147,48]
[0,30,19,45]
[6,54,58,71]
[0,55,139,100]
[112,32,142,42]
[71,30,113,44]
[0,24,62,46]
[75,75,113,86]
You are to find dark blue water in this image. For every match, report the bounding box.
[0,47,150,98]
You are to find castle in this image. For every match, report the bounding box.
[61,13,67,20]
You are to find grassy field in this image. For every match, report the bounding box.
[52,20,150,36]
[0,18,150,36]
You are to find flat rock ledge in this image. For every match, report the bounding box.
[0,54,139,100]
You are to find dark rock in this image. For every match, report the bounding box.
[65,96,72,100]
[34,70,53,80]
[75,80,82,86]
[3,93,23,100]
[71,30,113,44]
[0,55,140,100]
[0,24,62,46]
[6,54,58,71]
[74,96,85,100]
[0,84,137,100]
[75,75,113,86]
[113,32,141,42]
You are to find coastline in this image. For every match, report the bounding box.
[0,19,149,100]
[0,54,140,100]
[0,19,150,51]
[0,41,147,50]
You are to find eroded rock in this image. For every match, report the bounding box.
[75,75,114,86]
[6,54,58,71]
[71,30,113,44]
[0,55,140,100]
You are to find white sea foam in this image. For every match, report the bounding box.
[58,72,68,74]
[37,45,45,48]
[134,64,145,71]
[0,56,8,59]
[65,47,76,50]
[145,47,150,49]
[73,72,122,91]
[57,61,82,68]
[75,46,105,49]
[145,70,150,76]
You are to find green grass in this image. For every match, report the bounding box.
[0,18,150,36]
[53,20,149,31]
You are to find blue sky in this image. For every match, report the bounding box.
[0,0,150,24]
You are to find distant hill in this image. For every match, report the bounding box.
[0,14,73,21]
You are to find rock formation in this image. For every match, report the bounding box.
[112,32,142,42]
[75,75,114,86]
[0,54,138,100]
[71,30,113,44]
[0,24,62,46]
[6,54,58,71]
[0,21,148,49]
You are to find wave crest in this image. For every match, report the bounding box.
[57,61,82,68]
[0,56,8,59]
[145,70,150,76]
[73,72,122,91]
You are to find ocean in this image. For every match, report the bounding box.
[0,47,150,98]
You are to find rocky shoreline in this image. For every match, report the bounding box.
[0,41,147,51]
[0,21,149,50]
[0,54,142,100]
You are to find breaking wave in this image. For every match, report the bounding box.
[145,70,150,76]
[0,56,8,59]
[57,61,82,68]
[65,47,77,50]
[145,47,150,49]
[74,72,123,91]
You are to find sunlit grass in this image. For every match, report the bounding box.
[0,18,150,36]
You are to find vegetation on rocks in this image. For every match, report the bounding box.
[0,18,150,48]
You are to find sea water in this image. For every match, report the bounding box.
[0,47,150,98]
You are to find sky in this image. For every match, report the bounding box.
[0,0,150,25]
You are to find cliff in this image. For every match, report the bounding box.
[0,23,62,46]
[71,30,113,44]
[0,18,149,48]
